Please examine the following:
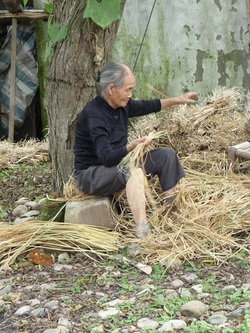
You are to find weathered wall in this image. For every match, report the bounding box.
[112,0,250,101]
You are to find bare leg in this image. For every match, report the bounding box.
[126,168,149,237]
[162,186,176,200]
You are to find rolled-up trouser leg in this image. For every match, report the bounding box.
[143,147,185,192]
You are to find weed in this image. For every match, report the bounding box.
[202,273,220,293]
[227,288,250,304]
[184,319,217,332]
[150,264,166,280]
[119,276,140,294]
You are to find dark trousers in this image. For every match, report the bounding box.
[74,147,185,196]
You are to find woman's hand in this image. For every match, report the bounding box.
[126,136,152,153]
[179,92,199,104]
[160,91,198,109]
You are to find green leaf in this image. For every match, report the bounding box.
[48,24,68,43]
[83,0,121,29]
[44,3,53,14]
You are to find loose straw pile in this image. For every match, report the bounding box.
[113,87,250,268]
[0,221,120,271]
[0,139,49,168]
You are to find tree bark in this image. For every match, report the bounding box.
[46,0,126,194]
[2,0,22,13]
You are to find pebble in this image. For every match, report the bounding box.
[98,307,122,318]
[180,300,207,318]
[170,278,184,288]
[12,204,28,217]
[137,317,159,329]
[14,305,32,316]
[2,195,249,332]
[158,319,187,332]
[207,312,227,325]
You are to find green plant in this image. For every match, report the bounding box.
[202,273,220,293]
[150,264,166,280]
[184,319,217,333]
[226,288,250,304]
[42,0,68,62]
[83,0,121,29]
[238,309,250,332]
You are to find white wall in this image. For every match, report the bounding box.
[112,0,250,101]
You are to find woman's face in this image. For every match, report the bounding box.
[107,72,136,109]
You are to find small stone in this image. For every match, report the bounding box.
[180,300,206,318]
[14,217,34,224]
[165,289,178,299]
[27,299,41,307]
[222,285,237,294]
[207,312,227,325]
[57,253,71,264]
[21,210,40,217]
[58,317,69,327]
[242,283,250,291]
[43,329,61,333]
[98,307,121,318]
[54,264,73,271]
[158,319,187,332]
[137,317,159,330]
[0,284,11,295]
[15,197,29,205]
[40,283,56,291]
[179,287,192,297]
[44,300,59,309]
[31,307,45,317]
[25,201,42,210]
[181,273,199,283]
[12,205,28,217]
[90,325,105,333]
[190,284,203,294]
[14,305,32,316]
[170,279,184,288]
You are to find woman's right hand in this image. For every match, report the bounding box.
[126,136,151,152]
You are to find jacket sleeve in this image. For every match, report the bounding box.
[127,99,161,118]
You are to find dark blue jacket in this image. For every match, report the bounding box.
[74,96,161,171]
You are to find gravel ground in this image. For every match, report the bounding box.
[0,161,250,333]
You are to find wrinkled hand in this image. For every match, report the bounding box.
[179,91,198,104]
[126,136,152,153]
[179,92,198,104]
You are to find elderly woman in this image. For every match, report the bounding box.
[74,61,198,237]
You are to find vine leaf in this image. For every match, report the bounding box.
[83,0,121,29]
[48,23,68,43]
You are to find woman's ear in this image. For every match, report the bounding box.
[107,84,114,95]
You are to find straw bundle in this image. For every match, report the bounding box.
[112,87,250,267]
[133,87,248,156]
[119,131,166,173]
[113,159,250,267]
[0,139,49,168]
[0,221,120,270]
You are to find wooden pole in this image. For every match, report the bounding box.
[8,17,17,142]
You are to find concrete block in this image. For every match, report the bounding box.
[64,197,114,228]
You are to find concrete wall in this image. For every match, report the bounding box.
[112,0,250,101]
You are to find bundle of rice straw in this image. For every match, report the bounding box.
[0,221,120,271]
[132,86,248,156]
[112,87,250,268]
[0,139,49,168]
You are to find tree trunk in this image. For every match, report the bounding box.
[2,0,22,13]
[46,0,125,194]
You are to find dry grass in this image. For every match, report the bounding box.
[1,87,249,270]
[0,138,49,169]
[112,87,250,267]
[0,221,120,270]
